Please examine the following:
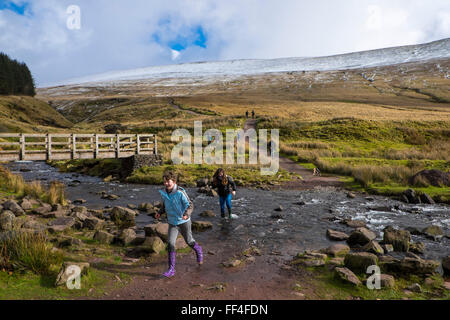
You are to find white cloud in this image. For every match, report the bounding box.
[0,0,448,86]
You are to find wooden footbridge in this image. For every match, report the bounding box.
[0,133,157,161]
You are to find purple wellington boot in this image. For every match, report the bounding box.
[163,251,176,277]
[193,242,203,265]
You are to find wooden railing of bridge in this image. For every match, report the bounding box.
[0,133,157,161]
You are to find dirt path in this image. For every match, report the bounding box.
[83,240,318,300]
[243,119,344,190]
[168,98,203,116]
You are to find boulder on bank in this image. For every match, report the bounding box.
[335,267,362,286]
[94,230,115,244]
[344,252,378,273]
[362,241,384,255]
[0,210,15,231]
[141,236,165,253]
[3,200,25,216]
[200,210,216,218]
[409,169,450,187]
[347,227,376,246]
[110,206,136,228]
[383,226,411,252]
[117,228,136,246]
[83,216,105,230]
[55,262,90,287]
[382,256,439,275]
[144,222,169,242]
[322,244,350,257]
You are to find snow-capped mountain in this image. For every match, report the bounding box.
[48,38,449,87]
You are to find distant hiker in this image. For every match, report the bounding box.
[246,110,249,119]
[313,167,321,176]
[155,171,203,278]
[251,110,255,119]
[212,168,237,219]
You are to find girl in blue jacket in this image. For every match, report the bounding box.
[155,171,203,278]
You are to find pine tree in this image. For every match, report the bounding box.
[0,52,36,96]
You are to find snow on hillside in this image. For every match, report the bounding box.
[47,38,450,87]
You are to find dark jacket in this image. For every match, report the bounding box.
[212,175,236,197]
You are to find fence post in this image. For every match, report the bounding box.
[154,135,157,155]
[19,133,25,160]
[136,134,140,154]
[47,133,52,161]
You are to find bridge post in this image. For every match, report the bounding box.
[47,133,52,160]
[94,134,99,159]
[115,134,120,158]
[19,133,25,160]
[72,134,76,159]
[136,134,140,154]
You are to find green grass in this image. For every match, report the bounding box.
[303,265,450,300]
[0,267,112,300]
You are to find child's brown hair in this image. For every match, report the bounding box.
[163,170,177,182]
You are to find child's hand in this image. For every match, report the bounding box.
[182,215,188,220]
[154,213,160,219]
[232,191,236,196]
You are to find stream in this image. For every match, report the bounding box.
[3,161,450,262]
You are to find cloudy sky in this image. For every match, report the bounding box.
[0,0,449,87]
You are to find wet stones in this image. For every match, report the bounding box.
[382,226,410,252]
[421,225,443,240]
[326,229,349,241]
[344,252,378,273]
[192,221,213,232]
[347,227,376,246]
[409,242,425,255]
[342,219,366,228]
[335,267,362,286]
[32,203,52,215]
[442,256,450,276]
[200,210,216,218]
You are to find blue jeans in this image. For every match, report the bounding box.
[219,193,232,214]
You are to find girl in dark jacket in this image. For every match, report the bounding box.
[212,168,236,219]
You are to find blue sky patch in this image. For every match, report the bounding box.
[152,19,207,52]
[0,0,29,15]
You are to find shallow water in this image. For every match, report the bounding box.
[3,161,450,261]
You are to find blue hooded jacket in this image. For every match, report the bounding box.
[159,184,193,226]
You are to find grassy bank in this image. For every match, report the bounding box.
[258,117,450,202]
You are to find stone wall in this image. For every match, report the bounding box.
[121,154,163,177]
